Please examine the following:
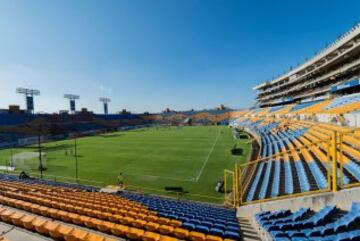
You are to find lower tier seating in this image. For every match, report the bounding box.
[0,174,240,241]
[0,206,116,241]
[118,192,240,240]
[256,203,360,241]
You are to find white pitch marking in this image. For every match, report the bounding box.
[195,127,223,182]
[124,173,195,182]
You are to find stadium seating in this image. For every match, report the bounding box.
[0,174,99,192]
[256,203,360,241]
[0,174,240,241]
[118,191,241,240]
[236,116,360,202]
[0,206,117,241]
[291,100,322,112]
[324,93,360,114]
[292,99,333,115]
[246,95,360,116]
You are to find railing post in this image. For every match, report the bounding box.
[326,142,331,190]
[234,164,238,206]
[224,170,227,202]
[232,171,236,207]
[339,133,344,188]
[238,165,242,207]
[332,131,338,193]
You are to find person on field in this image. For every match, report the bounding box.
[117,172,124,187]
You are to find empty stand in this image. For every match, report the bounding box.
[0,174,241,241]
[256,203,360,241]
[235,112,360,205]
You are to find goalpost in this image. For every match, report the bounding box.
[6,151,47,172]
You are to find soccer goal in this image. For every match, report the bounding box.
[7,151,47,172]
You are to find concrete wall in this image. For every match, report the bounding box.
[237,187,360,217]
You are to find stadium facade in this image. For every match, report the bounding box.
[254,23,360,108]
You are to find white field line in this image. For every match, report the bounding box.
[195,127,223,182]
[124,173,195,182]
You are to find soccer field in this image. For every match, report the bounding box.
[0,126,250,202]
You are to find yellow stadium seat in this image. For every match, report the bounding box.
[145,222,160,231]
[13,200,25,209]
[45,222,61,238]
[169,220,182,227]
[121,216,135,225]
[158,225,174,235]
[109,214,122,222]
[189,231,206,241]
[66,204,77,213]
[33,218,49,234]
[59,210,72,222]
[158,217,170,225]
[104,238,118,241]
[10,212,25,226]
[85,233,106,241]
[127,210,138,218]
[93,210,105,219]
[21,215,36,230]
[70,213,83,225]
[49,200,60,209]
[206,235,223,241]
[1,210,15,223]
[38,206,49,216]
[79,215,91,224]
[133,219,147,228]
[142,231,161,241]
[22,202,33,212]
[126,227,145,240]
[145,215,158,222]
[48,208,59,219]
[49,224,73,239]
[111,224,128,236]
[97,221,115,233]
[85,218,101,229]
[159,236,178,241]
[30,204,41,214]
[174,228,189,239]
[64,228,89,241]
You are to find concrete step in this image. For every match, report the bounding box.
[238,217,262,241]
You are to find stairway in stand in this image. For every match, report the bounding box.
[238,217,261,241]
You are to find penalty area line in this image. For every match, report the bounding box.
[124,173,196,182]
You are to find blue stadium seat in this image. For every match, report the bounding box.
[118,190,239,239]
[255,204,360,241]
[294,160,311,192]
[308,161,327,189]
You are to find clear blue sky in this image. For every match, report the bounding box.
[0,0,359,114]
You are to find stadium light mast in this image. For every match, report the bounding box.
[16,88,40,114]
[99,97,111,115]
[64,94,80,113]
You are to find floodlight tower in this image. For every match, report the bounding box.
[99,97,111,115]
[64,94,80,113]
[16,88,40,114]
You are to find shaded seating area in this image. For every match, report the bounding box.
[256,203,360,241]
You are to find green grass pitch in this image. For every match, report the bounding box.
[0,126,250,203]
